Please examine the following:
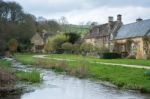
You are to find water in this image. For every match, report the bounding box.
[2,59,150,99]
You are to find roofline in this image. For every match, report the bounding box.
[122,19,150,27]
[114,36,147,40]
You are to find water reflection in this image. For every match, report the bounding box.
[20,70,149,99]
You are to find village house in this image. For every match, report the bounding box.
[31,30,48,53]
[84,15,150,59]
[84,15,122,49]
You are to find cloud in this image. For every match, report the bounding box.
[88,0,150,7]
[68,6,150,24]
[4,0,150,24]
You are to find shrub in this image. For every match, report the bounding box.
[7,39,18,55]
[97,46,109,53]
[61,42,73,53]
[80,43,93,54]
[72,44,80,54]
[100,52,121,59]
[127,55,136,59]
[45,33,68,53]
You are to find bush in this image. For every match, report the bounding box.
[61,42,73,53]
[80,43,93,54]
[7,38,18,55]
[45,33,68,53]
[54,49,64,54]
[127,55,136,59]
[100,52,121,59]
[72,44,80,54]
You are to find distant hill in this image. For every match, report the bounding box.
[62,24,90,37]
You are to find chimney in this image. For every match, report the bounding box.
[136,18,143,22]
[108,16,113,22]
[117,14,122,22]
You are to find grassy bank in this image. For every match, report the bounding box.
[0,58,41,84]
[0,59,42,96]
[15,53,150,93]
[15,53,34,65]
[0,59,11,69]
[16,70,41,83]
[46,54,150,66]
[0,59,15,87]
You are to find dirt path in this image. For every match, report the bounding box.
[33,55,150,70]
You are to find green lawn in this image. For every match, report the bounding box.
[46,54,150,66]
[15,53,150,93]
[15,53,34,65]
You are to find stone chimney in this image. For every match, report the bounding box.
[108,16,113,22]
[117,14,122,22]
[136,18,143,22]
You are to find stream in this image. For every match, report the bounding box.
[1,59,150,99]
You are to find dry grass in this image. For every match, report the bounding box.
[0,68,16,87]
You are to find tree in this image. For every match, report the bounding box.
[0,1,37,52]
[64,32,80,44]
[45,33,68,53]
[8,38,18,54]
[61,42,73,53]
[59,16,68,32]
[37,19,61,36]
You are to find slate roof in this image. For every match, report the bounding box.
[115,19,150,39]
[85,21,118,39]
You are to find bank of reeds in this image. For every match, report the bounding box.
[16,70,41,83]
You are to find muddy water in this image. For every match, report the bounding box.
[2,59,150,99]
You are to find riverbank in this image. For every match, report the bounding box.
[0,59,42,97]
[15,53,150,93]
[0,59,18,96]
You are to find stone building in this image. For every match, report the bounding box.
[112,18,150,59]
[84,15,122,49]
[84,15,150,59]
[31,30,48,53]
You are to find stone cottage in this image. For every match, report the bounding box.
[31,30,48,52]
[112,18,150,59]
[84,15,150,59]
[84,15,122,49]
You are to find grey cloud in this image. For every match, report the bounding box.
[88,0,150,7]
[5,0,150,14]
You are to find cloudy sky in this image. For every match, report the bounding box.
[4,0,150,25]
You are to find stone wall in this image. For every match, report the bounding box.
[84,36,109,48]
[114,37,145,59]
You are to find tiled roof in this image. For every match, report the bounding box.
[115,19,150,39]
